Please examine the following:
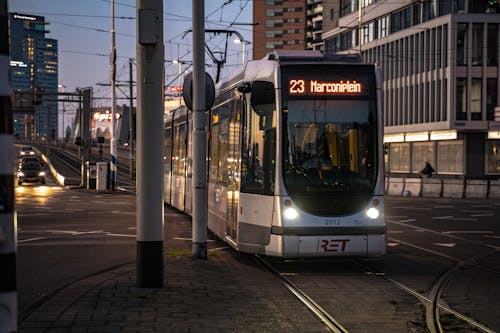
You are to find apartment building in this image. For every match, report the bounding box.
[323,0,500,179]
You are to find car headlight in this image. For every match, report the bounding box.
[366,207,379,219]
[17,171,25,177]
[29,151,35,155]
[38,171,46,176]
[20,152,26,155]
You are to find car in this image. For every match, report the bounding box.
[17,159,46,185]
[18,156,40,168]
[19,146,36,157]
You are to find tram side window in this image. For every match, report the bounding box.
[164,123,173,173]
[173,120,187,175]
[241,81,276,195]
[209,101,230,184]
[209,112,219,183]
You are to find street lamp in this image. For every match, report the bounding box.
[233,37,251,64]
[58,84,66,143]
[172,59,183,87]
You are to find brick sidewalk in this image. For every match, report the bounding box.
[19,249,329,333]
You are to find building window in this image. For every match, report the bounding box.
[486,141,500,174]
[487,24,498,66]
[471,24,483,66]
[457,23,468,66]
[341,0,357,17]
[389,143,410,172]
[412,142,435,174]
[487,78,497,121]
[456,78,467,120]
[438,140,463,174]
[471,79,482,120]
[377,15,389,38]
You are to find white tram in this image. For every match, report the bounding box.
[164,50,386,257]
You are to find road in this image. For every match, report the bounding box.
[15,172,500,331]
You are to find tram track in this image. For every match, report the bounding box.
[353,252,498,333]
[255,254,349,333]
[369,218,500,333]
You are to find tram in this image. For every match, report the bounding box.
[164,50,386,257]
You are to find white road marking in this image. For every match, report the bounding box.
[443,231,493,234]
[127,227,136,230]
[388,230,404,234]
[433,216,478,221]
[484,235,500,239]
[433,243,456,248]
[387,242,400,247]
[461,209,493,213]
[392,206,431,210]
[47,230,104,236]
[18,237,46,243]
[395,219,416,223]
[470,214,494,217]
[107,233,135,238]
[173,237,216,242]
[17,213,51,216]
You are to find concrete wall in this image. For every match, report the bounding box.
[387,177,404,196]
[465,180,488,199]
[386,177,500,199]
[403,178,421,197]
[421,178,442,197]
[490,180,500,199]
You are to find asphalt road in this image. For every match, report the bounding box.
[15,174,500,331]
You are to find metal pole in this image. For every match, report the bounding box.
[0,1,18,330]
[242,41,246,64]
[110,0,118,190]
[136,0,164,287]
[129,58,134,180]
[192,0,208,259]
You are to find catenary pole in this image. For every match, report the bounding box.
[192,0,208,259]
[136,0,164,287]
[0,1,18,330]
[110,0,118,190]
[129,58,134,180]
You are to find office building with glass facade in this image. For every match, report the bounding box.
[323,0,500,179]
[9,13,58,141]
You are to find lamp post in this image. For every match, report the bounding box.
[58,84,66,144]
[233,37,251,64]
[172,59,183,87]
[110,0,117,190]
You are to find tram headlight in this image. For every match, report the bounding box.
[38,171,46,176]
[284,207,298,220]
[366,207,380,219]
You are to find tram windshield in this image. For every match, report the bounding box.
[282,99,378,216]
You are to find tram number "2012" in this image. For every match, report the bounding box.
[320,239,350,252]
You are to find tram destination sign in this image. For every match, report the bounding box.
[288,79,363,95]
[282,65,374,99]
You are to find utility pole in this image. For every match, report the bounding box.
[110,0,118,190]
[136,0,164,287]
[0,1,18,330]
[192,0,208,259]
[129,58,134,180]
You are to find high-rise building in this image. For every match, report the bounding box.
[306,0,324,51]
[253,1,324,60]
[323,0,500,179]
[9,13,58,141]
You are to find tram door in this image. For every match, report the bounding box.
[226,98,243,240]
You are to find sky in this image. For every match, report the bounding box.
[8,0,253,100]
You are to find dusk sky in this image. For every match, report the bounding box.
[8,0,253,101]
